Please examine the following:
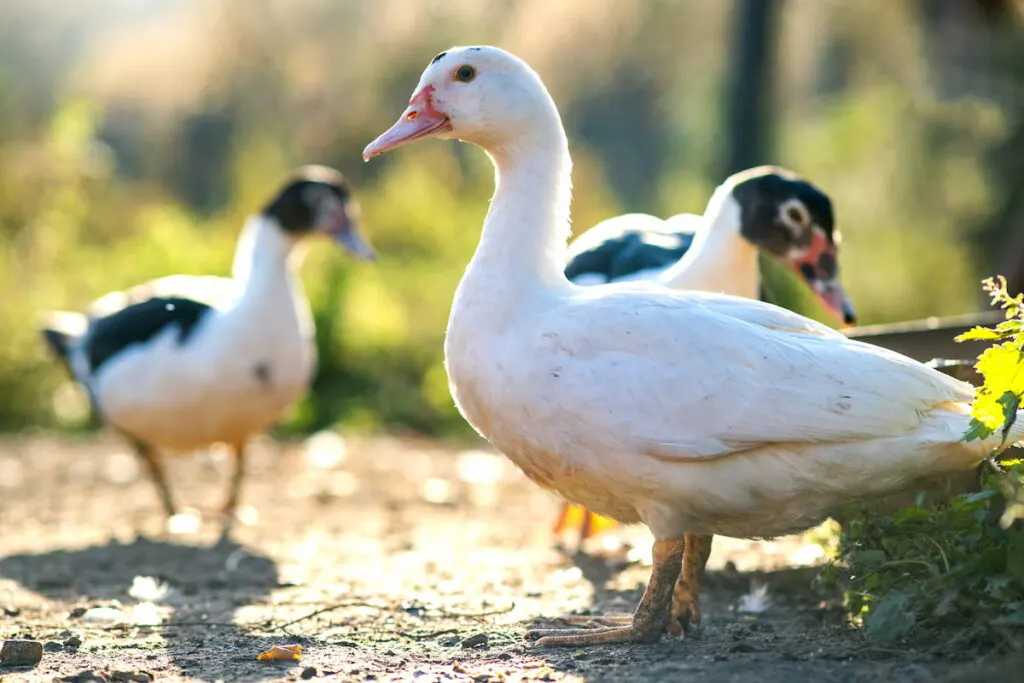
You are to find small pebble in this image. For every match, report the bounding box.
[43,641,64,653]
[0,639,44,665]
[460,633,488,649]
[438,635,460,647]
[301,666,317,680]
[63,635,83,649]
[68,608,87,619]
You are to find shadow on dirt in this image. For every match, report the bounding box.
[0,535,298,681]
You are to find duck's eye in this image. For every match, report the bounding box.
[778,200,809,233]
[455,65,476,82]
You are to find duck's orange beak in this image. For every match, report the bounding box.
[789,229,857,327]
[363,85,452,161]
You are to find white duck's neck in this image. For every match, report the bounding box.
[461,114,574,303]
[657,187,760,299]
[231,215,304,307]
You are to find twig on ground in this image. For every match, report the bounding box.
[435,604,515,619]
[99,621,244,630]
[276,600,515,632]
[67,600,516,635]
[397,628,460,641]
[276,601,394,631]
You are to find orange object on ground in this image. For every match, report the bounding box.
[257,644,303,661]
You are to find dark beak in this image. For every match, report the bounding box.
[812,272,857,327]
[326,202,376,262]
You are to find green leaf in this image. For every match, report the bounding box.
[850,549,886,570]
[998,392,1021,441]
[997,320,1023,334]
[958,489,998,506]
[984,575,1014,598]
[892,506,930,524]
[966,340,1024,434]
[955,326,1004,342]
[865,591,916,644]
[963,417,995,443]
[991,607,1024,626]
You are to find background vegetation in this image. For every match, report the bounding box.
[0,0,1022,436]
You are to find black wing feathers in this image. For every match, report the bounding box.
[85,297,212,374]
[564,230,696,282]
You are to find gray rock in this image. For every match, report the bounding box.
[0,639,44,665]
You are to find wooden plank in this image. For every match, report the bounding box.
[843,311,1002,363]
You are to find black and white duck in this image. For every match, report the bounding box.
[41,166,375,522]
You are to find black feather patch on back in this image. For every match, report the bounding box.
[85,297,212,374]
[565,230,696,283]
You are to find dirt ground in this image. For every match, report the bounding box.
[0,433,1017,682]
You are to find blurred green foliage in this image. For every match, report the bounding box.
[0,0,1021,436]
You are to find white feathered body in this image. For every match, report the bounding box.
[446,284,994,540]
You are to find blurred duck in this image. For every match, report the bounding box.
[363,45,1022,646]
[41,166,375,521]
[557,167,859,548]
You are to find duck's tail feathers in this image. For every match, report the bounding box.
[40,311,88,370]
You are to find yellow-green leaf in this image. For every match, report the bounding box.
[955,326,1004,342]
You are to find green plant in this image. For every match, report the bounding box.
[829,276,1024,651]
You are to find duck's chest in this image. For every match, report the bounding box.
[446,356,636,523]
[215,313,315,397]
[444,319,623,506]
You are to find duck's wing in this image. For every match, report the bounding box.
[42,275,236,384]
[539,289,973,460]
[63,274,238,384]
[87,274,240,318]
[564,214,700,285]
[81,295,215,378]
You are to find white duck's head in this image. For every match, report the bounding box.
[718,166,855,326]
[261,166,376,260]
[363,46,561,159]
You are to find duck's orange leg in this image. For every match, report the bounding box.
[553,503,619,547]
[671,532,713,638]
[526,537,684,646]
[221,440,248,517]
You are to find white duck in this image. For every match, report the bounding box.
[41,166,375,522]
[558,166,858,546]
[363,46,1021,647]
